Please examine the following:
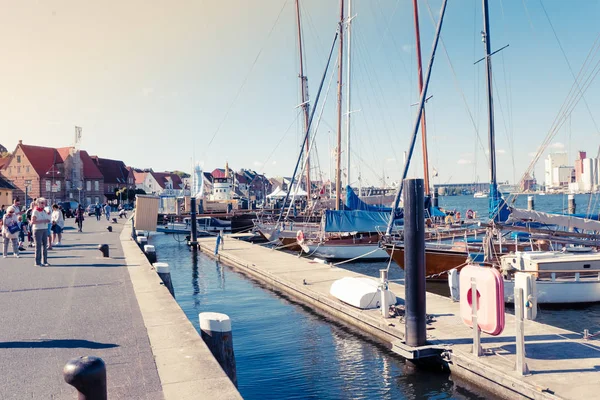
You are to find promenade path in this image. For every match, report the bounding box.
[0,215,163,399]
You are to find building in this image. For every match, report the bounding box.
[0,176,15,208]
[240,169,271,202]
[91,157,133,203]
[575,151,586,184]
[582,158,597,192]
[57,148,104,205]
[520,173,536,192]
[544,153,571,189]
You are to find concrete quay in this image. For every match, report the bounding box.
[0,216,240,399]
[198,235,600,400]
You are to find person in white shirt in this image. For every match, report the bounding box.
[31,198,51,266]
[2,206,20,258]
[51,204,65,246]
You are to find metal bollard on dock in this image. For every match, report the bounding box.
[153,262,174,297]
[63,356,107,400]
[199,312,237,387]
[189,197,198,246]
[403,178,427,347]
[136,236,148,249]
[527,195,534,211]
[144,244,157,264]
[98,244,109,258]
[568,194,576,214]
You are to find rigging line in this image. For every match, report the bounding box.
[260,110,302,172]
[539,0,600,135]
[423,0,489,162]
[372,0,409,78]
[205,0,290,150]
[521,0,537,39]
[491,71,516,183]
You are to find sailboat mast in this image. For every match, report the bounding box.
[412,0,430,196]
[295,0,311,200]
[335,0,345,210]
[345,0,352,189]
[482,0,501,220]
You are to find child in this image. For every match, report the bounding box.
[17,215,26,251]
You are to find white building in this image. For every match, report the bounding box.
[581,158,597,192]
[544,153,570,188]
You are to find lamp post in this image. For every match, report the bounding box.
[77,186,82,205]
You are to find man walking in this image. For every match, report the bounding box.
[95,203,101,221]
[104,203,111,221]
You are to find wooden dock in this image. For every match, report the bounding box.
[198,235,600,400]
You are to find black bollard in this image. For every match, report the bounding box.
[432,187,439,208]
[154,262,175,297]
[106,226,113,233]
[199,312,237,387]
[63,356,107,400]
[111,217,117,224]
[568,194,576,214]
[189,197,198,246]
[403,178,427,347]
[98,244,109,258]
[144,244,157,264]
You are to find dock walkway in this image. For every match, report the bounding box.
[0,217,162,399]
[199,235,600,400]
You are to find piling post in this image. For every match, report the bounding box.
[199,312,237,387]
[432,187,439,208]
[527,195,534,211]
[568,194,576,214]
[380,269,390,318]
[144,244,157,264]
[136,236,148,249]
[63,356,107,400]
[403,178,426,347]
[190,197,198,246]
[154,262,175,297]
[97,244,109,258]
[515,288,530,375]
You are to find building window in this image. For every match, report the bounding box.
[26,166,29,173]
[66,180,71,190]
[69,193,73,199]
[17,166,21,174]
[94,197,99,204]
[16,155,21,163]
[86,197,91,205]
[94,180,99,191]
[56,181,61,191]
[46,180,51,192]
[86,180,91,191]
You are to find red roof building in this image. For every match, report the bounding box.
[91,157,134,201]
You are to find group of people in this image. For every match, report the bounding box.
[0,197,65,266]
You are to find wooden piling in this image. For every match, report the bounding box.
[153,262,174,297]
[199,312,237,387]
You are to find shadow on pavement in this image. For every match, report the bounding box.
[0,339,119,349]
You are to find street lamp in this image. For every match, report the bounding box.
[77,186,82,205]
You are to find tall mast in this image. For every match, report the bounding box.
[412,0,430,196]
[335,0,345,210]
[295,0,311,200]
[345,0,352,189]
[482,0,503,220]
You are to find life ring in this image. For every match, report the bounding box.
[296,230,305,245]
[455,211,461,221]
[466,209,474,219]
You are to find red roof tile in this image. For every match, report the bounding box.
[55,148,104,180]
[20,144,63,177]
[0,157,10,170]
[91,157,130,185]
[151,172,183,189]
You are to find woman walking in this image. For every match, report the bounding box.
[2,206,20,258]
[51,204,64,246]
[31,198,51,266]
[75,204,85,232]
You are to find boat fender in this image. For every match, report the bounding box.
[466,209,474,219]
[296,230,305,245]
[448,269,460,302]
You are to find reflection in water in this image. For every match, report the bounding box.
[149,233,489,400]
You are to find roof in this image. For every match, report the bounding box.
[151,172,183,189]
[235,173,248,184]
[19,144,63,177]
[0,157,10,170]
[0,175,15,190]
[203,172,213,182]
[56,148,104,180]
[211,168,227,179]
[91,157,130,184]
[133,171,147,185]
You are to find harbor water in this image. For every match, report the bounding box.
[149,233,490,399]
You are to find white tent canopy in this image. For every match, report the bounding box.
[267,186,287,198]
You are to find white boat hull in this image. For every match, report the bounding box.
[504,278,600,304]
[330,277,396,309]
[304,243,389,261]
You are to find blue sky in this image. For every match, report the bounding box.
[1,0,600,187]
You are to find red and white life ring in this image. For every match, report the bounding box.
[466,209,474,219]
[296,230,305,245]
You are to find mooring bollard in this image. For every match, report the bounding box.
[189,197,198,246]
[199,312,237,387]
[432,187,439,208]
[403,178,427,347]
[98,244,109,258]
[136,236,148,249]
[106,226,113,233]
[527,195,534,211]
[144,244,157,264]
[380,269,390,318]
[568,194,576,214]
[135,230,146,238]
[63,356,107,400]
[154,262,174,296]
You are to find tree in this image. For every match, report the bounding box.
[171,170,191,178]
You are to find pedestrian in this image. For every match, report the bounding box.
[45,204,53,251]
[17,215,26,251]
[0,205,5,219]
[104,203,111,221]
[95,203,101,221]
[31,198,51,266]
[75,204,84,232]
[2,206,20,258]
[26,200,35,248]
[51,204,64,246]
[12,198,21,216]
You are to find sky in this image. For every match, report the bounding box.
[1,0,600,187]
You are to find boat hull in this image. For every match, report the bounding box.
[304,243,389,261]
[504,278,600,304]
[385,245,471,280]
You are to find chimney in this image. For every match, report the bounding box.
[18,140,22,145]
